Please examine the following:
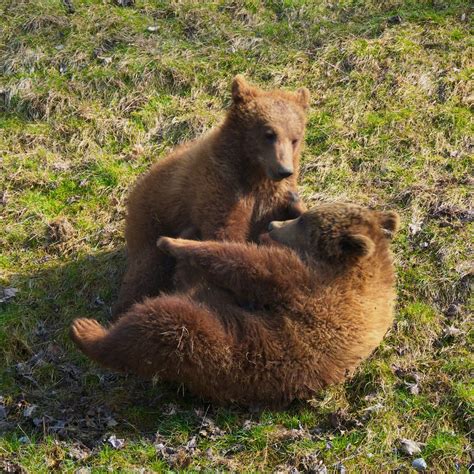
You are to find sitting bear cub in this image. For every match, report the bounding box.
[71,203,399,408]
[114,75,310,317]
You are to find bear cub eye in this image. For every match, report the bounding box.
[291,139,298,147]
[265,130,277,142]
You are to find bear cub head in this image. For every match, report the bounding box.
[262,203,400,264]
[230,75,310,181]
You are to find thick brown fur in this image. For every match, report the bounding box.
[71,203,400,408]
[113,75,310,317]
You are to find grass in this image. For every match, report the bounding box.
[0,0,472,472]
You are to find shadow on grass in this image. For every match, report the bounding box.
[1,249,206,446]
[1,247,385,449]
[1,250,326,449]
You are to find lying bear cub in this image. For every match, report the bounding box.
[71,203,399,408]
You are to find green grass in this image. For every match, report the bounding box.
[1,0,472,472]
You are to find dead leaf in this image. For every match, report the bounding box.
[405,382,420,395]
[222,443,245,456]
[162,403,177,416]
[408,218,423,236]
[23,405,37,418]
[242,419,255,430]
[108,434,125,449]
[443,326,463,337]
[47,217,74,243]
[0,458,26,474]
[68,444,91,461]
[362,403,384,413]
[444,304,461,317]
[0,287,18,304]
[198,416,225,439]
[298,453,327,473]
[399,438,422,456]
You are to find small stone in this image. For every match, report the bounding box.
[412,458,427,471]
[19,436,30,444]
[147,26,159,32]
[399,438,422,456]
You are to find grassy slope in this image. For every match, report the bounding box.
[0,0,472,472]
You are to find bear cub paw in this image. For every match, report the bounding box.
[70,318,106,354]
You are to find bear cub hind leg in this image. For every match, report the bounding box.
[70,318,107,360]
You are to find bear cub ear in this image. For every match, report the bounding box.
[232,75,258,104]
[380,211,400,238]
[295,87,310,110]
[340,233,375,259]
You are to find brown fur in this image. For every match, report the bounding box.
[71,203,399,408]
[113,76,310,316]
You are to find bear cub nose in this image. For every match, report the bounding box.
[277,167,294,179]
